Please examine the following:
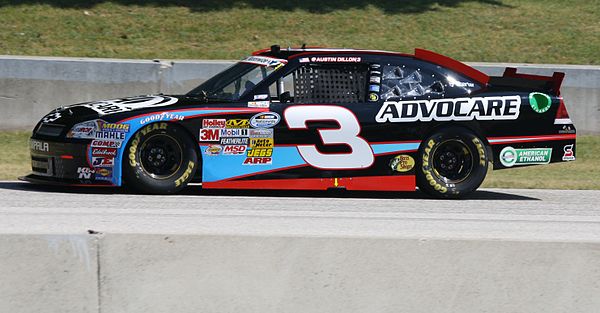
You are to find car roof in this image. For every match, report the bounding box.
[252,46,490,85]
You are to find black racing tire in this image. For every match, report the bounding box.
[416,127,489,199]
[123,122,198,194]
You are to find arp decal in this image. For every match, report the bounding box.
[376,96,521,123]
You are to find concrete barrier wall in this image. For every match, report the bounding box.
[1,56,599,133]
[3,233,600,313]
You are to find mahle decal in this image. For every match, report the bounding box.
[500,147,552,167]
[375,96,521,123]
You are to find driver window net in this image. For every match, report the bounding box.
[293,65,366,104]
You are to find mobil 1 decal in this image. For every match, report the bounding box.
[375,96,521,123]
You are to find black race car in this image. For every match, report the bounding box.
[23,45,576,198]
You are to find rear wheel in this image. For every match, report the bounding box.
[417,127,488,199]
[123,122,198,194]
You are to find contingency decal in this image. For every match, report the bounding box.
[241,56,287,67]
[499,146,552,167]
[81,95,178,116]
[375,96,521,123]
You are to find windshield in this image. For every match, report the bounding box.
[187,56,287,101]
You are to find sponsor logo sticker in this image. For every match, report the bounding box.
[205,145,222,156]
[250,112,280,128]
[92,148,117,157]
[226,119,250,129]
[220,137,249,145]
[91,140,122,148]
[95,131,126,140]
[376,96,521,123]
[250,138,274,148]
[222,145,247,155]
[249,128,273,138]
[247,148,273,157]
[140,112,184,125]
[562,144,575,161]
[529,92,552,114]
[368,93,379,102]
[248,101,270,108]
[389,154,415,172]
[500,146,552,167]
[202,119,226,129]
[77,167,95,179]
[243,157,272,165]
[92,157,115,167]
[199,128,221,141]
[101,123,130,132]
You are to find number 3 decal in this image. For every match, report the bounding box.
[284,105,374,169]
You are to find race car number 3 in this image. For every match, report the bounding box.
[284,105,374,169]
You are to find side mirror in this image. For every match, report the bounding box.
[280,91,292,103]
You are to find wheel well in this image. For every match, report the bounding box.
[419,123,491,152]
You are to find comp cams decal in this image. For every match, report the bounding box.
[81,96,178,116]
[375,96,521,123]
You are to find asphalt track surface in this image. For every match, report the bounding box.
[1,181,599,242]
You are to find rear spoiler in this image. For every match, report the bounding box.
[488,67,565,95]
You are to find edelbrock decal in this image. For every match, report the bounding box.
[375,96,521,123]
[81,96,178,116]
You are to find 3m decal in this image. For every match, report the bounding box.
[563,144,575,161]
[376,96,521,123]
[500,147,552,167]
[200,129,220,141]
[82,96,177,116]
[285,105,374,169]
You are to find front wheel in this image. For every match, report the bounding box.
[417,127,489,199]
[123,122,198,194]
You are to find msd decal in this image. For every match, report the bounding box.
[376,96,521,123]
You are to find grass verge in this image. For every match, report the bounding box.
[0,0,598,64]
[1,131,598,189]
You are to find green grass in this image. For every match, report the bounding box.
[1,131,598,189]
[0,131,31,181]
[0,0,598,64]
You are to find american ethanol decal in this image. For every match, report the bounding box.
[375,96,521,123]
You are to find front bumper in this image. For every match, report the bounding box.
[24,138,115,186]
